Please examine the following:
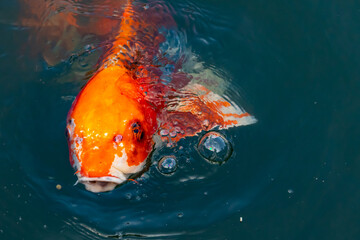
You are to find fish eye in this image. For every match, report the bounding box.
[114,134,123,143]
[131,122,143,141]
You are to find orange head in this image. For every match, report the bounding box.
[66,66,157,192]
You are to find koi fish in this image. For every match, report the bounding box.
[66,1,256,192]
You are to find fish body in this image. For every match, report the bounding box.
[66,1,256,192]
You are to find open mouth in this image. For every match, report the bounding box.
[78,176,125,193]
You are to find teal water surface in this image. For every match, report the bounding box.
[0,0,360,239]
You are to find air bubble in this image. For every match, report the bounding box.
[160,129,169,136]
[197,132,232,164]
[158,156,177,175]
[169,131,177,138]
[174,126,181,133]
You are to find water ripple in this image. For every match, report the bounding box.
[9,0,266,238]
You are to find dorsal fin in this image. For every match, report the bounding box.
[104,0,175,69]
[157,83,256,143]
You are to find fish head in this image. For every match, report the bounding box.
[66,71,157,192]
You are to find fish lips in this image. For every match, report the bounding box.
[77,175,127,193]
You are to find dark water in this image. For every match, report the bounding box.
[1,0,360,239]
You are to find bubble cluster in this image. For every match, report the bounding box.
[158,156,178,175]
[197,132,232,164]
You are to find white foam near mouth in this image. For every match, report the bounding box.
[78,176,126,184]
[78,176,127,193]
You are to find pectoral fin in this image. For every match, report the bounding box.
[158,83,256,143]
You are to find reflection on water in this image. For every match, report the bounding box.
[2,0,359,239]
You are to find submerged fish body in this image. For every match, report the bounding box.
[66,1,256,192]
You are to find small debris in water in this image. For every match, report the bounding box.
[125,193,132,200]
[56,184,62,190]
[288,189,294,194]
[177,212,184,218]
[158,156,178,175]
[240,217,243,222]
[61,96,76,101]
